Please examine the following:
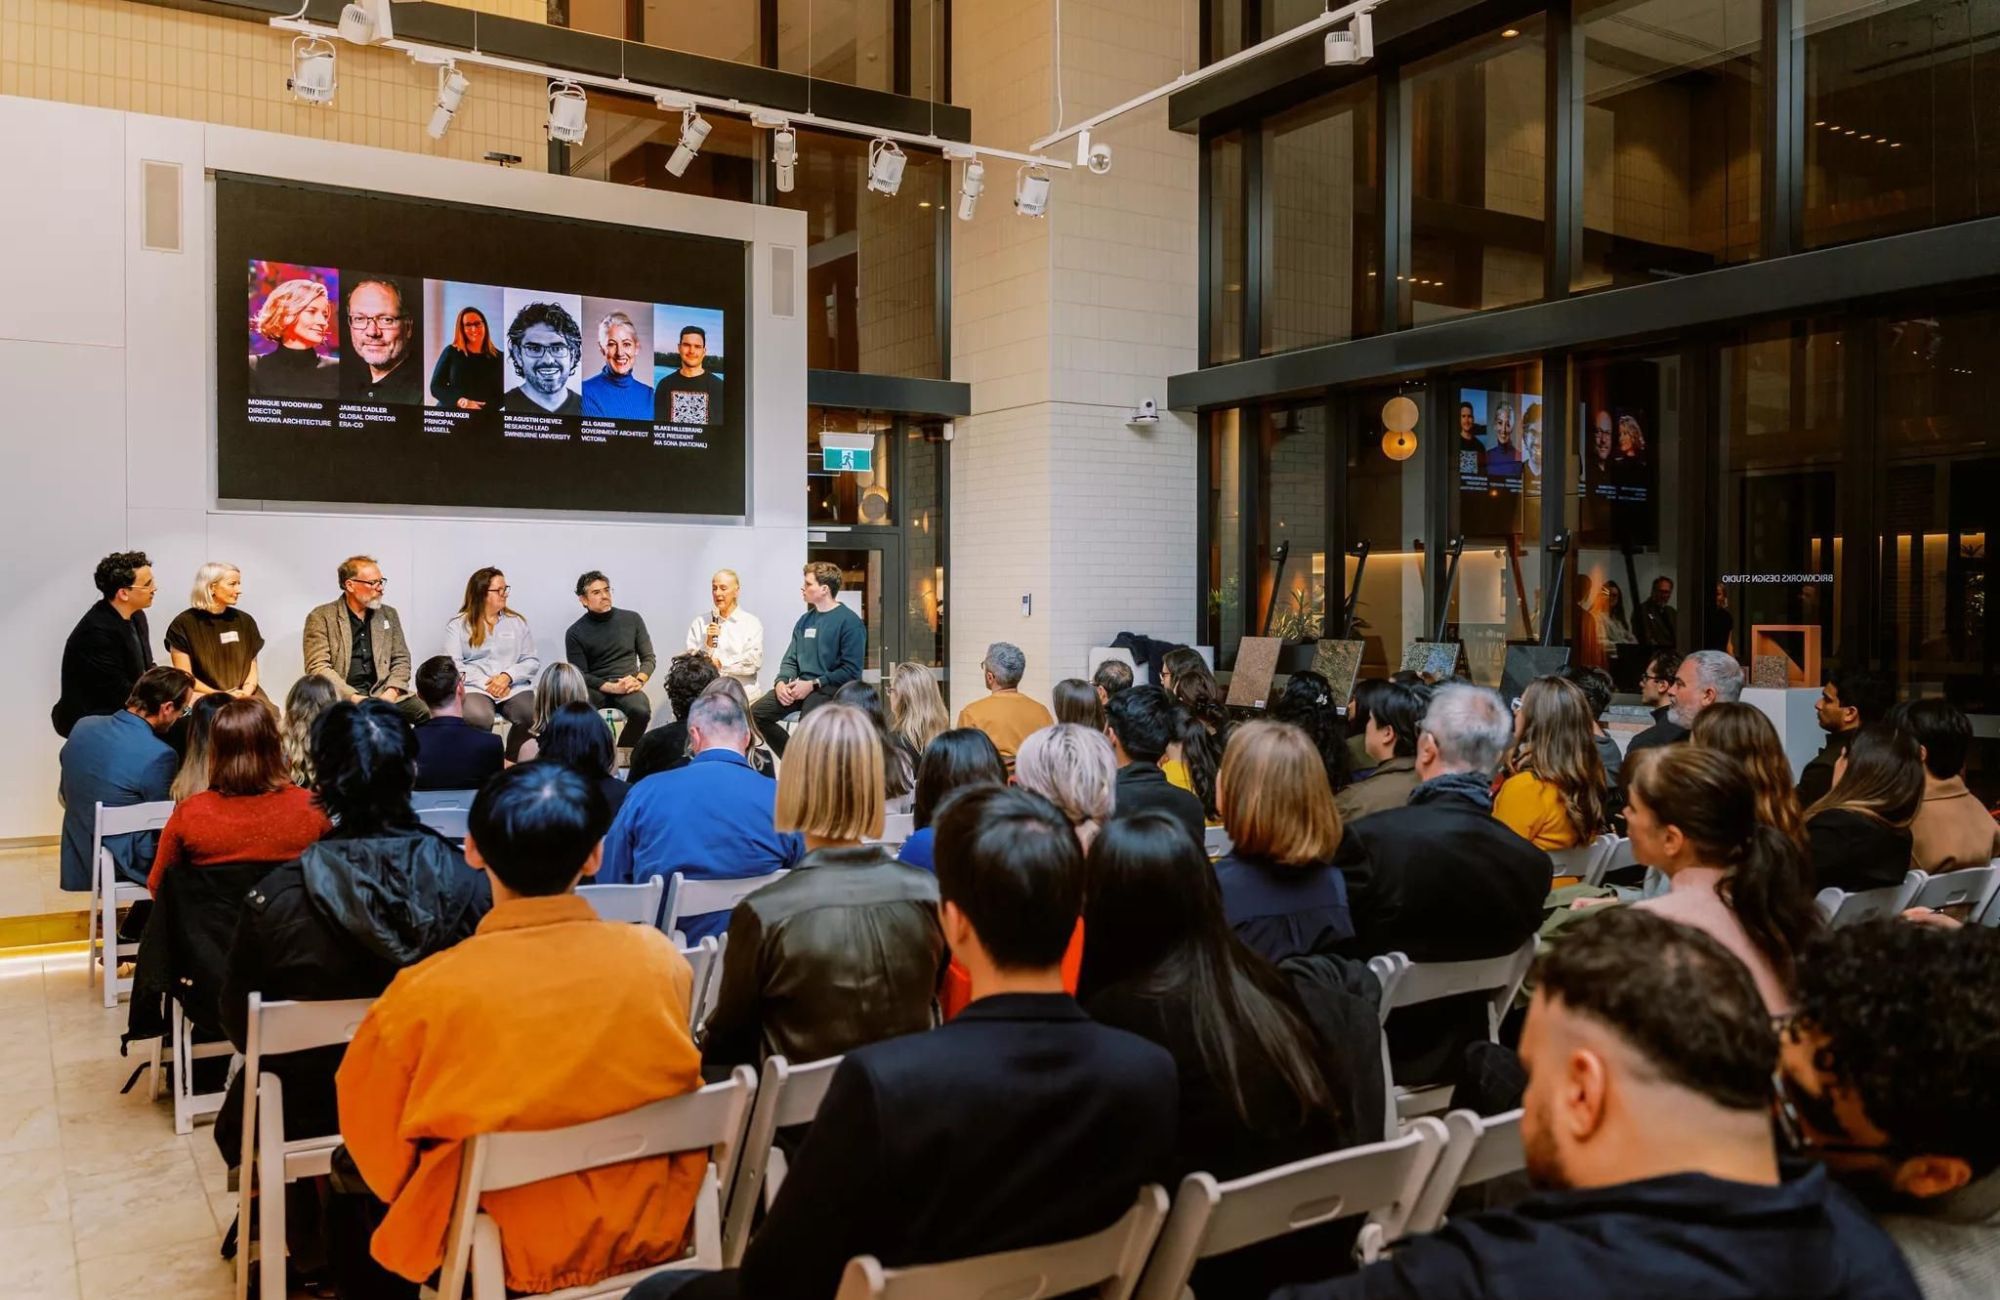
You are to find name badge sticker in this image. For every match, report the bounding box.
[804,627,818,639]
[218,631,240,644]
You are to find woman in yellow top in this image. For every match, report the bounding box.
[1493,675,1608,850]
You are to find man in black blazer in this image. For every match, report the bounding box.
[1335,683,1551,1087]
[52,551,158,737]
[1106,685,1206,851]
[410,657,503,792]
[638,787,1178,1300]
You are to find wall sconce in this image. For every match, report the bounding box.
[1381,395,1419,461]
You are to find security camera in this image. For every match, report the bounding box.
[1086,142,1113,175]
[1128,399,1159,427]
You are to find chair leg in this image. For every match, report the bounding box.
[173,1006,192,1135]
[257,1089,287,1300]
[148,1032,166,1104]
[100,882,119,1010]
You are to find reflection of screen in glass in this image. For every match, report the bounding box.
[216,177,747,515]
[1456,387,1540,495]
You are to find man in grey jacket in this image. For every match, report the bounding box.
[301,555,426,724]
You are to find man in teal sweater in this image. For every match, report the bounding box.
[750,561,867,758]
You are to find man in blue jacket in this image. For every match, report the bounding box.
[749,561,866,759]
[597,691,802,940]
[58,667,191,892]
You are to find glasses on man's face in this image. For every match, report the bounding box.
[519,342,573,362]
[1769,1067,1906,1162]
[1643,674,1672,687]
[348,314,404,332]
[350,577,387,590]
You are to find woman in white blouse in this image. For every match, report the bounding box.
[445,567,541,731]
[685,567,764,694]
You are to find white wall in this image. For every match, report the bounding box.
[0,95,809,840]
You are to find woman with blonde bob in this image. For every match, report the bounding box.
[248,277,338,399]
[1013,723,1117,851]
[1211,720,1352,963]
[166,562,268,703]
[1493,675,1608,850]
[701,703,946,1070]
[887,661,950,759]
[1690,702,1806,845]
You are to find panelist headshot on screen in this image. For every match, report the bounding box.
[503,301,585,416]
[340,274,422,405]
[428,305,504,411]
[248,275,339,400]
[580,311,654,420]
[654,324,724,426]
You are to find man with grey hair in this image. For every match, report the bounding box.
[685,568,764,694]
[1335,682,1553,1086]
[1618,648,1748,778]
[957,641,1055,766]
[301,554,425,724]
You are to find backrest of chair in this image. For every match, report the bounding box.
[835,1184,1170,1300]
[664,870,788,933]
[875,812,914,846]
[417,806,471,840]
[772,1053,842,1128]
[1204,824,1232,860]
[1383,938,1536,1036]
[1591,836,1638,888]
[95,798,176,846]
[1404,1108,1524,1235]
[1547,834,1613,880]
[1818,870,1925,927]
[695,932,730,1028]
[469,1066,756,1196]
[249,994,377,1061]
[577,878,667,926]
[1909,866,2000,920]
[411,788,480,813]
[724,1053,847,1265]
[679,936,719,1017]
[1364,953,1408,1028]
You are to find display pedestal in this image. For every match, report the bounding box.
[1742,686,1824,782]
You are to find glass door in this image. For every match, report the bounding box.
[808,535,903,683]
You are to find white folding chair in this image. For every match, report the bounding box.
[834,1184,1170,1300]
[1133,1118,1447,1300]
[662,870,788,938]
[1816,870,1925,927]
[1591,836,1637,888]
[694,932,729,1031]
[90,799,175,1007]
[415,793,477,841]
[1203,825,1232,860]
[1548,834,1617,885]
[872,812,915,849]
[433,1066,758,1300]
[168,1000,235,1135]
[236,994,378,1300]
[677,935,720,1024]
[721,1053,845,1266]
[1367,938,1536,1134]
[577,878,667,926]
[1404,1108,1525,1235]
[1908,865,2000,923]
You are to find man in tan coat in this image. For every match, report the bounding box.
[302,555,426,724]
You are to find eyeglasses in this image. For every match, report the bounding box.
[349,577,388,590]
[1769,1066,1911,1162]
[518,342,573,361]
[347,314,404,331]
[1643,674,1674,686]
[489,585,511,595]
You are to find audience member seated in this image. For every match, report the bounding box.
[1106,685,1206,851]
[1624,745,1821,1013]
[634,785,1178,1300]
[216,700,490,1166]
[1780,920,2000,1300]
[896,728,1005,872]
[1051,676,1106,732]
[1012,723,1117,851]
[888,660,950,759]
[599,691,803,941]
[955,641,1054,765]
[1343,678,1393,775]
[1803,723,1923,893]
[166,561,268,704]
[409,656,503,791]
[1799,664,1895,806]
[53,550,158,738]
[148,698,328,896]
[1161,646,1230,820]
[57,666,190,892]
[1334,679,1428,825]
[1890,698,2000,874]
[628,652,719,784]
[833,681,918,813]
[1092,657,1134,708]
[697,676,777,776]
[1560,664,1623,786]
[1080,812,1363,1297]
[1690,701,1806,844]
[509,661,587,764]
[335,764,705,1299]
[1334,684,1549,1086]
[1273,908,1919,1300]
[1494,676,1609,851]
[168,691,231,803]
[1620,649,1687,763]
[1212,720,1351,962]
[701,704,944,1072]
[1271,670,1350,796]
[531,701,631,819]
[443,566,540,732]
[280,674,341,788]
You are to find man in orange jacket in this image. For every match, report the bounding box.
[335,764,705,1295]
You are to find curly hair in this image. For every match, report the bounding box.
[665,651,720,722]
[506,300,583,359]
[1794,920,2000,1178]
[93,550,150,600]
[255,278,330,343]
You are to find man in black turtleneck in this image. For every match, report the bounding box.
[564,570,656,743]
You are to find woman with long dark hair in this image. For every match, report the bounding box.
[1271,670,1349,794]
[896,728,1006,872]
[1802,722,1923,893]
[444,566,540,732]
[833,681,918,813]
[1625,745,1821,1013]
[1690,702,1805,845]
[1494,675,1608,850]
[1161,646,1230,820]
[1080,813,1361,1295]
[530,700,630,819]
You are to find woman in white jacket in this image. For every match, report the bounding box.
[445,566,541,731]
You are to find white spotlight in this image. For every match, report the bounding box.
[547,80,588,145]
[1325,11,1375,65]
[426,63,468,140]
[1014,165,1051,218]
[956,159,985,221]
[336,0,393,45]
[867,138,908,196]
[288,34,337,105]
[772,125,798,193]
[666,105,711,177]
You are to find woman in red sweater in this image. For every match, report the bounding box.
[148,698,330,895]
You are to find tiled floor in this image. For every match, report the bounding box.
[0,948,237,1300]
[0,844,82,920]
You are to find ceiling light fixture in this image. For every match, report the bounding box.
[1501,27,1521,37]
[665,104,711,176]
[771,124,797,192]
[546,79,588,144]
[957,158,985,221]
[426,62,468,140]
[287,33,337,103]
[1014,165,1052,218]
[867,138,908,196]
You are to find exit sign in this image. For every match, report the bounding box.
[822,446,874,473]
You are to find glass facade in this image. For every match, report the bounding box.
[1346,383,1431,674]
[1448,360,1546,685]
[1208,132,1247,364]
[1261,83,1381,352]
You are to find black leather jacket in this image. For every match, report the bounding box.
[702,844,945,1071]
